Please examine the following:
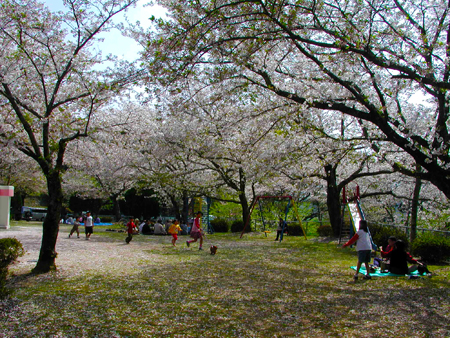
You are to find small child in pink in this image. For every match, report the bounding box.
[186,211,204,250]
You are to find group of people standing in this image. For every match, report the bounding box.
[343,220,430,280]
[68,212,94,240]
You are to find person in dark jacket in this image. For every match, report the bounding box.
[385,240,426,275]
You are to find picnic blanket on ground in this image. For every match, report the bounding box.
[350,266,420,277]
[80,222,113,226]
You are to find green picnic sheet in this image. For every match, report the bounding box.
[350,266,420,277]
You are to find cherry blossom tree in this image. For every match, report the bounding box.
[138,80,305,225]
[144,0,450,200]
[0,146,46,218]
[64,102,146,220]
[0,0,140,273]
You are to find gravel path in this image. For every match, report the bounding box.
[0,225,168,276]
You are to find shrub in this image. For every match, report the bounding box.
[370,224,409,249]
[101,216,113,223]
[288,223,304,236]
[317,225,333,237]
[210,219,229,233]
[0,238,24,299]
[231,220,250,233]
[411,233,450,263]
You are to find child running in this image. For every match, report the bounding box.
[186,211,204,250]
[168,219,182,246]
[125,219,135,244]
[342,220,372,281]
[68,216,81,238]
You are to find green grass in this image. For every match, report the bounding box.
[1,225,450,337]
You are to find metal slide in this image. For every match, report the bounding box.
[347,202,363,232]
[347,201,377,250]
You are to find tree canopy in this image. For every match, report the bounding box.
[145,0,450,198]
[0,0,140,272]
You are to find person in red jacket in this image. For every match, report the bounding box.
[381,236,396,258]
[125,219,135,244]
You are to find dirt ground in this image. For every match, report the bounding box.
[0,224,167,276]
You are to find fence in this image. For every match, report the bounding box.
[374,223,450,238]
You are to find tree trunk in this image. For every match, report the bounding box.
[324,165,342,237]
[410,165,422,243]
[32,170,63,273]
[182,191,189,225]
[11,191,25,220]
[238,168,251,231]
[239,192,251,231]
[168,193,182,221]
[111,194,121,221]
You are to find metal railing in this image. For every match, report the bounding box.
[373,223,450,238]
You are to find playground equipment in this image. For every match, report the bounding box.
[241,195,307,241]
[339,185,376,249]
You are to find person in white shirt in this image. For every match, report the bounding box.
[84,212,94,240]
[139,220,146,233]
[154,220,166,235]
[342,220,372,281]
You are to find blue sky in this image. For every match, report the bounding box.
[43,0,166,62]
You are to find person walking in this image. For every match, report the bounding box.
[68,216,81,238]
[342,220,372,281]
[84,212,94,240]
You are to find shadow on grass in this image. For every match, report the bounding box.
[2,233,450,337]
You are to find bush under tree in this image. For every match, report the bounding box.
[288,223,304,236]
[317,225,334,237]
[231,220,249,233]
[0,238,24,298]
[411,233,450,263]
[210,219,229,233]
[370,224,409,249]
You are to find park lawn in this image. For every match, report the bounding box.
[1,226,450,338]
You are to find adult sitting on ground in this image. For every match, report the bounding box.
[165,219,172,233]
[154,219,166,235]
[374,236,396,269]
[139,220,147,233]
[384,240,427,275]
[141,220,153,235]
[381,236,396,258]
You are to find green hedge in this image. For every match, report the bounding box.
[210,219,229,233]
[231,220,250,233]
[370,224,409,249]
[288,223,304,236]
[0,238,24,299]
[317,225,333,237]
[411,233,450,263]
